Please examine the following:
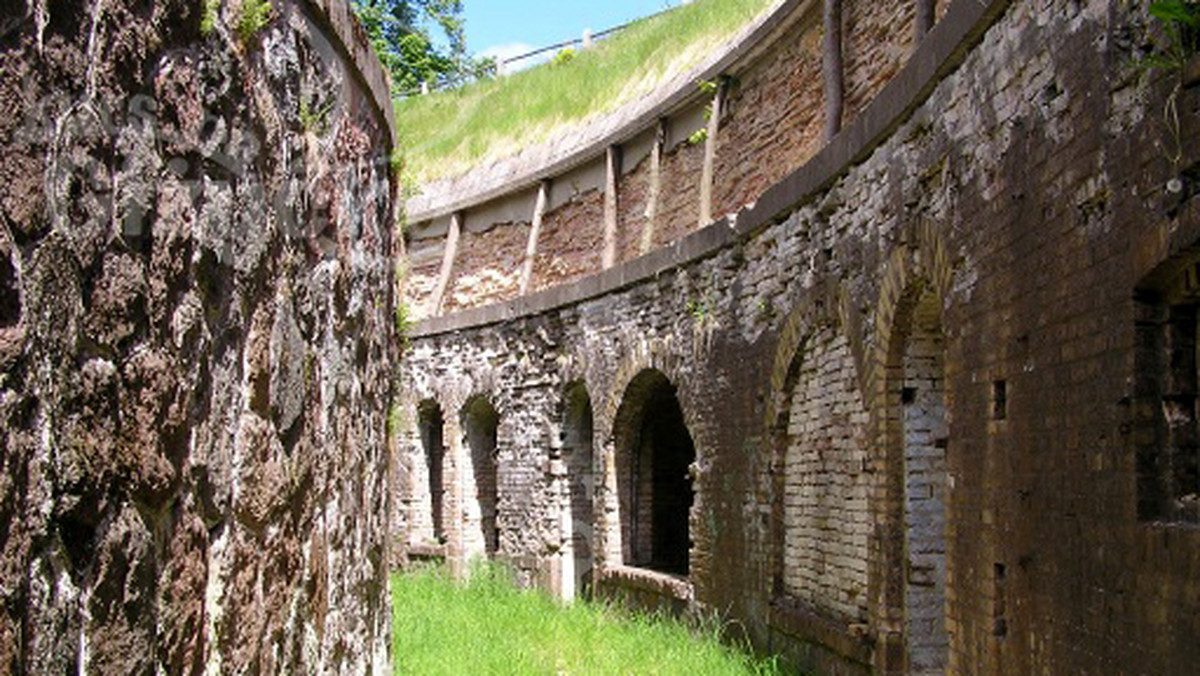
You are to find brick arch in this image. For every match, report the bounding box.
[764,282,873,631]
[597,335,693,440]
[868,221,957,674]
[608,367,696,576]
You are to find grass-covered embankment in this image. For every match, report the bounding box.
[391,564,783,675]
[395,0,777,182]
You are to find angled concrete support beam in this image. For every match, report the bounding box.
[915,0,935,41]
[520,180,551,295]
[602,145,622,269]
[430,211,462,316]
[640,118,667,256]
[699,81,726,228]
[823,0,844,140]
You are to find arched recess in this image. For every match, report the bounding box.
[462,396,501,557]
[416,400,447,545]
[612,369,696,576]
[561,382,596,600]
[868,224,957,675]
[767,318,871,625]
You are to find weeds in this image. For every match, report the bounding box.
[299,98,333,134]
[200,0,220,36]
[236,0,273,43]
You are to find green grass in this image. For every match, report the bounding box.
[391,563,783,676]
[395,0,776,182]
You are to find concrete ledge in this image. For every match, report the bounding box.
[302,0,398,149]
[767,597,873,665]
[411,0,1011,339]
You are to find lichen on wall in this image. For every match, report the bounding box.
[0,0,396,673]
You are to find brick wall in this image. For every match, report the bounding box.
[715,10,826,218]
[781,329,871,624]
[400,0,1200,674]
[445,221,529,313]
[532,191,605,292]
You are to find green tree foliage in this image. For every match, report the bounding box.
[352,0,494,95]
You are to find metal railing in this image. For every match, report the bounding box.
[396,2,685,99]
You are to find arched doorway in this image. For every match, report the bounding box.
[613,369,695,576]
[417,401,446,544]
[462,397,500,557]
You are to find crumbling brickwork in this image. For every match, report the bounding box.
[0,0,397,673]
[399,1,1200,675]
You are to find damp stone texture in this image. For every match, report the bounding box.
[0,0,397,673]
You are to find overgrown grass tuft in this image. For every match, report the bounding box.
[395,0,776,182]
[391,562,783,676]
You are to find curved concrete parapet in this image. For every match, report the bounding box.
[398,0,1200,674]
[0,1,396,673]
[402,0,954,320]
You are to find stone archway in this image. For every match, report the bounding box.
[870,225,957,675]
[611,369,696,577]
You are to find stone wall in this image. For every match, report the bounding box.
[0,0,396,673]
[399,0,1200,674]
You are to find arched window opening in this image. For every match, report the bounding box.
[417,402,446,544]
[615,370,695,577]
[463,397,500,556]
[562,383,595,600]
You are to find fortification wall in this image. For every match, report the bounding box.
[399,0,1200,674]
[0,0,397,672]
[403,0,937,322]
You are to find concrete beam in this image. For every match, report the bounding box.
[430,212,462,315]
[699,82,726,228]
[520,181,551,294]
[640,118,667,256]
[602,145,622,269]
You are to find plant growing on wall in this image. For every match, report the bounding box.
[236,0,273,42]
[1144,1,1200,71]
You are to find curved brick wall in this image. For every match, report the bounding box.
[399,0,1200,674]
[0,0,396,672]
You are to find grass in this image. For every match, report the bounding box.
[391,563,783,676]
[395,0,777,182]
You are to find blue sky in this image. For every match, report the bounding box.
[463,0,686,65]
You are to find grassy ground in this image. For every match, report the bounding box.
[391,563,783,676]
[395,0,776,182]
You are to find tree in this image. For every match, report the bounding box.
[352,0,493,95]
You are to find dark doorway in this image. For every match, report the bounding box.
[615,370,695,576]
[418,402,446,543]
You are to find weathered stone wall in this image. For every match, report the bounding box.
[0,0,396,673]
[399,0,1200,674]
